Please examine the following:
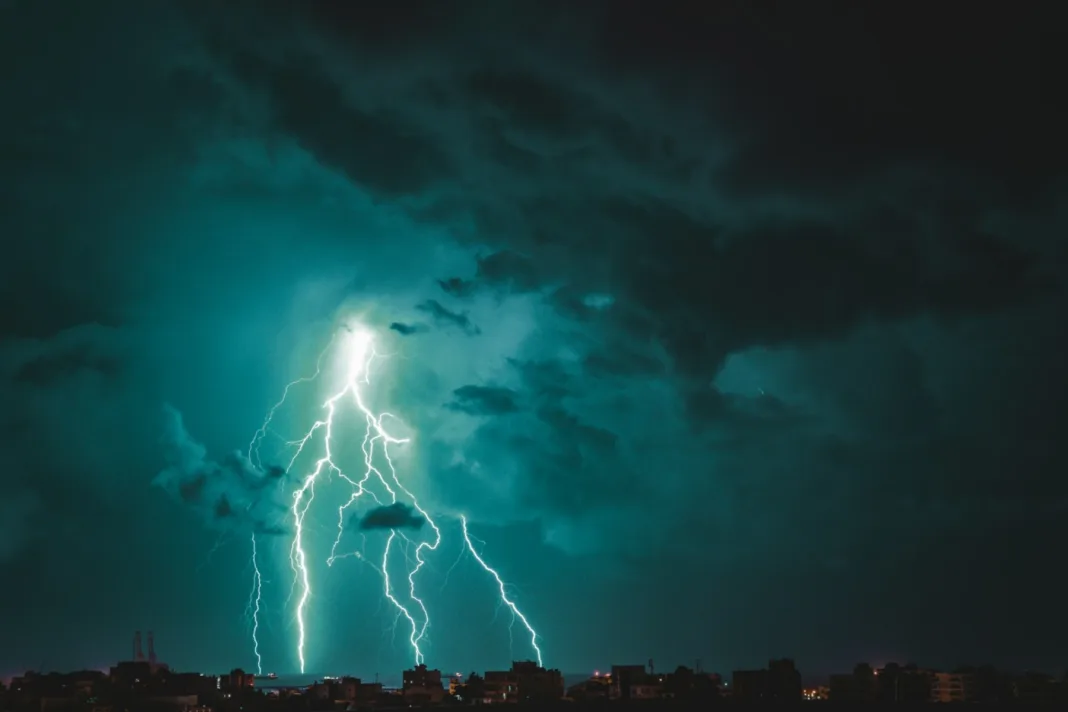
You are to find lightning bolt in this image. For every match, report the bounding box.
[245,335,339,673]
[381,530,422,657]
[320,329,443,665]
[461,515,543,668]
[244,323,543,672]
[271,325,436,671]
[286,380,344,674]
[248,534,263,675]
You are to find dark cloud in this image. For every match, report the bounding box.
[536,407,618,453]
[177,474,208,505]
[507,358,574,402]
[353,502,425,532]
[263,463,286,480]
[213,49,450,197]
[583,346,665,379]
[438,277,475,298]
[389,321,429,336]
[587,3,1065,200]
[445,385,520,416]
[3,323,129,386]
[154,406,290,536]
[415,299,482,335]
[12,339,123,385]
[471,251,545,293]
[456,199,1055,383]
[213,494,234,520]
[441,252,549,298]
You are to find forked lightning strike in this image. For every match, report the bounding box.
[461,515,543,668]
[244,324,543,673]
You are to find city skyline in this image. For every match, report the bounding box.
[8,630,1068,687]
[7,654,1068,704]
[2,0,1067,681]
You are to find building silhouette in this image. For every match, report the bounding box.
[402,664,445,704]
[731,659,801,702]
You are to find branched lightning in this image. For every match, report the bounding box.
[245,336,339,674]
[240,324,545,673]
[265,326,438,671]
[461,515,543,668]
[247,333,338,470]
[315,330,444,666]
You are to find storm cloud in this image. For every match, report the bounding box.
[415,299,481,336]
[389,321,429,337]
[353,503,426,532]
[155,405,290,536]
[445,385,521,416]
[2,0,1066,678]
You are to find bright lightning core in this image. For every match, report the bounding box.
[247,324,543,674]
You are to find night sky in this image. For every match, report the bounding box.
[2,0,1066,682]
